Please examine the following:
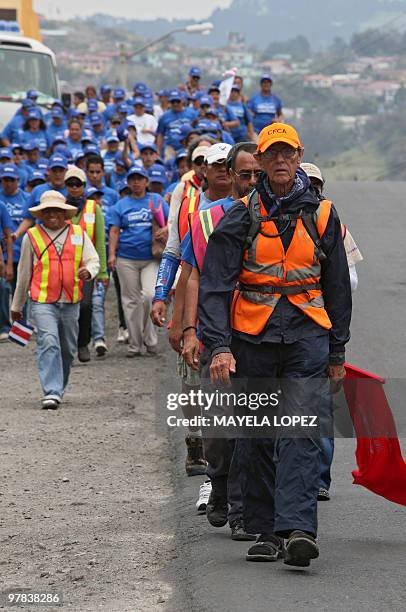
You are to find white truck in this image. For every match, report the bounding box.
[0,33,60,131]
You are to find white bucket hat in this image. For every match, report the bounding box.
[28,190,78,219]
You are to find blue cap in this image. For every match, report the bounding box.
[52,133,67,144]
[81,134,95,144]
[113,87,126,100]
[114,152,126,167]
[28,170,46,183]
[117,102,129,114]
[53,145,72,162]
[85,186,104,198]
[133,81,148,94]
[106,130,119,143]
[208,81,221,92]
[127,165,149,179]
[168,89,182,102]
[23,140,40,152]
[100,84,112,94]
[38,158,49,170]
[87,98,98,112]
[148,163,167,184]
[0,147,12,159]
[21,98,34,108]
[83,143,100,156]
[205,107,219,117]
[261,73,273,82]
[132,96,145,106]
[1,163,19,179]
[117,178,129,192]
[73,149,85,162]
[90,112,103,125]
[156,88,169,97]
[199,95,212,107]
[176,149,188,162]
[27,108,41,120]
[26,89,39,99]
[51,108,64,119]
[143,100,154,114]
[48,154,68,169]
[196,119,221,134]
[51,99,64,108]
[189,66,201,78]
[139,143,157,153]
[11,142,23,151]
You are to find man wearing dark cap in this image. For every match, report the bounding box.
[248,74,283,134]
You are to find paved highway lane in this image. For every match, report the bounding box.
[162,182,406,612]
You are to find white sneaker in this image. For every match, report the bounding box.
[0,331,9,342]
[196,480,212,514]
[117,327,129,343]
[94,339,107,357]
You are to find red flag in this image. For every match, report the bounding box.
[344,364,406,506]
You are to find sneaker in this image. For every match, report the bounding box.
[246,534,284,561]
[0,331,9,342]
[94,339,107,358]
[41,398,59,410]
[196,480,212,514]
[78,346,91,363]
[185,436,207,476]
[117,327,126,343]
[206,489,228,528]
[317,488,330,501]
[126,350,141,358]
[230,518,257,541]
[284,530,319,567]
[145,344,158,357]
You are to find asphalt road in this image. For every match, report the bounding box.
[162,181,406,612]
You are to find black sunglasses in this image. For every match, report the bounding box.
[66,179,84,188]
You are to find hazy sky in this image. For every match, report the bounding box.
[34,0,232,21]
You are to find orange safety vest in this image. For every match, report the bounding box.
[189,204,228,272]
[28,224,84,304]
[231,193,333,336]
[77,199,97,244]
[178,179,201,242]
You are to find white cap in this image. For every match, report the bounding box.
[192,145,209,162]
[205,142,232,165]
[300,162,324,185]
[64,166,86,184]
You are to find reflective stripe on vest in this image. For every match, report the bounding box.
[28,224,84,304]
[178,186,200,242]
[189,205,226,272]
[231,194,332,335]
[78,199,97,243]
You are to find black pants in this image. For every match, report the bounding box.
[78,280,94,349]
[232,335,330,538]
[113,270,126,329]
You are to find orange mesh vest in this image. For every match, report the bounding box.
[231,192,333,335]
[178,180,201,242]
[77,199,97,244]
[28,224,84,304]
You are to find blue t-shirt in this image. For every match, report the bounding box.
[227,101,253,141]
[0,201,12,241]
[181,196,234,267]
[109,193,169,261]
[18,129,49,153]
[66,138,83,155]
[23,184,68,220]
[47,122,67,143]
[248,93,283,133]
[0,189,28,261]
[157,110,192,151]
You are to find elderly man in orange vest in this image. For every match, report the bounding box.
[11,191,100,410]
[198,124,352,567]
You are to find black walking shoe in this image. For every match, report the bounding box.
[246,534,284,562]
[317,488,330,501]
[284,530,319,567]
[78,346,91,362]
[206,489,228,527]
[230,518,257,541]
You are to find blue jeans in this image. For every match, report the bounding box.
[31,301,80,401]
[319,437,334,490]
[0,277,11,333]
[91,281,106,342]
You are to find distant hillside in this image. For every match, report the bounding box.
[89,0,406,49]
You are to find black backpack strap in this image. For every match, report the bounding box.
[301,212,327,261]
[243,190,262,251]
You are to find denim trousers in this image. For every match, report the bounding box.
[91,281,106,342]
[31,301,80,401]
[0,277,10,333]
